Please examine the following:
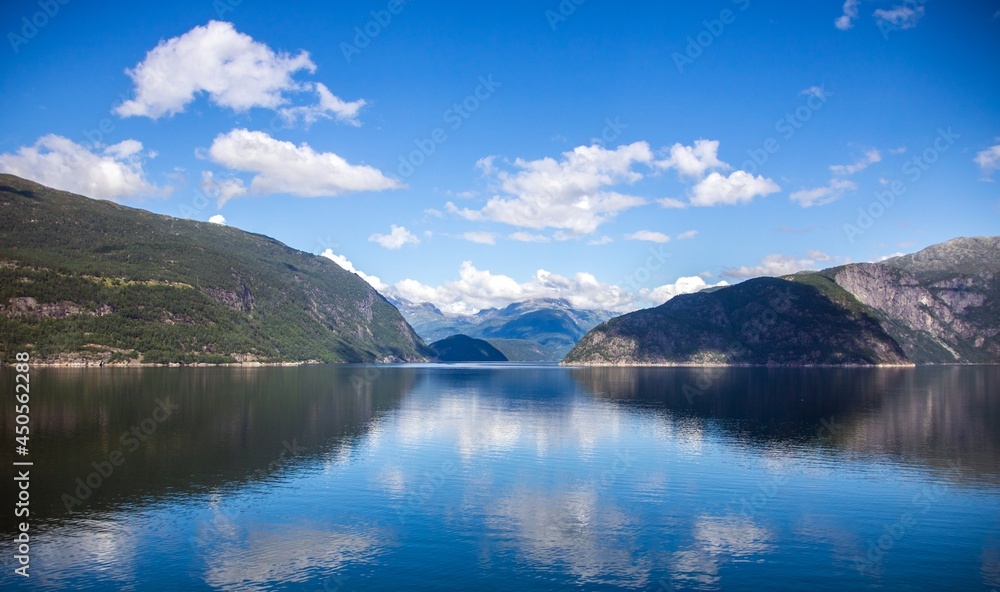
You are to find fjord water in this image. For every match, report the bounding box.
[1,366,999,591]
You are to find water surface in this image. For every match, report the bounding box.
[1,365,998,590]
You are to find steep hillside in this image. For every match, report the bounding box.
[429,334,508,362]
[827,237,999,363]
[564,277,910,366]
[0,175,432,364]
[565,237,999,366]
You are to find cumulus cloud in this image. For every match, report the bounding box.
[676,230,698,240]
[450,142,653,235]
[200,171,247,207]
[450,140,776,230]
[689,171,781,207]
[656,139,728,179]
[656,140,780,207]
[462,231,497,245]
[789,178,857,208]
[392,261,635,314]
[588,236,613,246]
[835,0,861,30]
[723,251,844,279]
[975,142,1000,181]
[208,129,401,197]
[115,21,364,125]
[208,214,226,225]
[874,5,926,30]
[642,276,728,305]
[369,225,420,249]
[626,230,671,243]
[0,134,162,200]
[830,149,882,176]
[319,249,385,290]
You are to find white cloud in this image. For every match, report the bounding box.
[277,82,366,127]
[657,197,688,209]
[424,208,444,218]
[319,249,385,291]
[208,129,401,197]
[451,142,653,234]
[723,251,843,279]
[656,139,728,179]
[509,232,550,243]
[588,236,613,246]
[0,134,162,200]
[676,230,698,240]
[200,171,247,207]
[800,86,828,99]
[830,149,882,176]
[975,142,1000,181]
[115,21,364,125]
[836,0,860,30]
[642,276,729,305]
[625,230,671,243]
[369,225,420,249]
[690,171,780,207]
[789,178,857,208]
[387,261,737,314]
[392,261,635,314]
[208,214,226,225]
[654,140,780,207]
[462,231,497,245]
[874,5,926,30]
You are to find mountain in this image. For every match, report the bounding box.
[0,175,433,364]
[428,334,508,362]
[827,236,1000,363]
[388,296,615,361]
[565,237,999,366]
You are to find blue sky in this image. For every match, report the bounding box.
[1,0,998,313]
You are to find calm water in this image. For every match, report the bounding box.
[1,365,999,591]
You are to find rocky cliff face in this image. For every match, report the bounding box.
[826,237,1000,363]
[565,236,999,366]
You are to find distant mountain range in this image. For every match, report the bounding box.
[0,175,432,364]
[565,237,1000,366]
[388,296,615,361]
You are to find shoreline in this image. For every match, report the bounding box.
[7,360,999,368]
[558,361,921,368]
